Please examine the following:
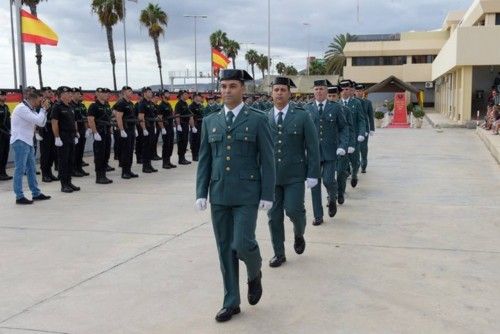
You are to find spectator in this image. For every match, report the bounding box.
[492,105,500,135]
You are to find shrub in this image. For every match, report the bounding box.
[374,111,385,119]
[412,106,425,118]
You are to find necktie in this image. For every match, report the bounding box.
[277,111,283,125]
[318,103,323,116]
[226,111,234,127]
[344,100,348,107]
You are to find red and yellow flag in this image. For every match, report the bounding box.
[21,9,58,46]
[212,48,230,70]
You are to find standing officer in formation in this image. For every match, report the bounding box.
[195,69,275,322]
[189,93,203,161]
[203,95,220,117]
[39,86,58,183]
[151,92,162,161]
[157,89,176,169]
[354,83,375,173]
[339,80,366,188]
[114,86,139,179]
[102,88,115,173]
[72,87,90,177]
[306,80,348,226]
[0,90,12,181]
[137,87,158,173]
[266,77,320,268]
[88,88,113,184]
[175,91,194,165]
[51,86,80,193]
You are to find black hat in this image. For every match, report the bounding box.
[26,86,37,91]
[177,90,188,98]
[141,86,152,93]
[206,95,215,100]
[96,87,104,93]
[71,87,82,93]
[41,86,52,92]
[313,79,333,87]
[122,86,132,91]
[339,80,353,89]
[355,83,365,90]
[271,76,296,88]
[103,88,111,93]
[0,90,6,96]
[328,86,340,94]
[57,86,72,93]
[219,69,253,82]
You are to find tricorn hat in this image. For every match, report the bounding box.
[219,69,253,82]
[313,79,333,87]
[272,76,296,88]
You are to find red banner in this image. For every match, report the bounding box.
[392,93,408,125]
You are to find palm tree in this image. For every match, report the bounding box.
[309,59,327,75]
[91,0,124,90]
[139,3,168,89]
[256,54,269,79]
[324,33,357,76]
[284,65,298,76]
[223,39,240,70]
[22,0,48,88]
[275,62,286,75]
[245,49,259,80]
[209,30,228,51]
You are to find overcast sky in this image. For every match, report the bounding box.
[0,0,472,89]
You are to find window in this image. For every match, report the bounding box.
[352,56,407,66]
[496,13,500,25]
[412,55,436,64]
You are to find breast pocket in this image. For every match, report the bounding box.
[208,133,223,156]
[234,132,256,156]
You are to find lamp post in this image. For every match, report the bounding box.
[184,15,207,92]
[303,22,310,76]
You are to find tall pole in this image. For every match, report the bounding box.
[184,15,207,92]
[303,22,310,76]
[267,0,271,91]
[15,0,26,89]
[122,0,129,86]
[10,0,18,88]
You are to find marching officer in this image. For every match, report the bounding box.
[102,88,115,172]
[51,86,80,193]
[113,86,139,179]
[39,86,58,182]
[189,93,204,161]
[195,69,275,322]
[72,88,90,177]
[151,92,163,161]
[88,88,113,184]
[266,77,320,268]
[157,89,176,169]
[0,90,12,181]
[306,80,349,226]
[137,87,158,173]
[175,90,194,165]
[339,80,366,188]
[355,83,375,173]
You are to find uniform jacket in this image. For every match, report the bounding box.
[340,98,366,138]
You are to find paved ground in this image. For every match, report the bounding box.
[1,121,499,334]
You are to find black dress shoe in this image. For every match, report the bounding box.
[351,178,358,188]
[179,159,191,165]
[32,193,51,201]
[152,155,162,161]
[338,194,345,205]
[106,165,115,172]
[142,167,153,173]
[247,271,262,305]
[82,162,89,167]
[50,175,59,181]
[42,176,53,183]
[69,183,81,191]
[294,236,306,255]
[215,306,241,322]
[79,169,90,176]
[151,167,158,172]
[361,168,366,174]
[96,177,113,184]
[269,255,286,268]
[16,197,33,205]
[162,164,172,169]
[129,172,139,178]
[169,163,177,168]
[61,185,74,193]
[72,170,85,177]
[36,171,40,175]
[312,218,323,226]
[121,173,132,179]
[328,199,337,218]
[0,174,13,181]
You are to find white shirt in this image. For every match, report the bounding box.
[341,98,350,106]
[10,101,47,146]
[273,104,290,123]
[224,102,245,119]
[315,100,327,109]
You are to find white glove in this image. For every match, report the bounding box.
[55,137,63,147]
[35,133,43,141]
[85,128,92,138]
[177,125,182,132]
[191,127,198,134]
[194,198,207,211]
[336,148,346,156]
[143,129,149,136]
[259,200,273,211]
[135,129,139,137]
[120,130,127,138]
[93,133,102,141]
[305,178,318,189]
[365,132,368,137]
[370,131,374,136]
[357,135,365,142]
[74,137,79,145]
[161,128,167,135]
[348,147,355,154]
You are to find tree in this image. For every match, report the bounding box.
[209,30,228,51]
[91,0,124,91]
[21,0,48,88]
[140,3,168,89]
[309,59,327,75]
[245,49,259,81]
[275,62,286,75]
[324,33,357,76]
[256,54,269,79]
[284,65,298,76]
[223,39,240,70]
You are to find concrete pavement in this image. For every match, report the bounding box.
[0,122,499,334]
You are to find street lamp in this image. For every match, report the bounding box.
[303,22,310,76]
[184,15,208,92]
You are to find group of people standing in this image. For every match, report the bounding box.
[195,69,374,322]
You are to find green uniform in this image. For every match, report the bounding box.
[196,104,275,309]
[267,104,320,257]
[306,101,349,220]
[359,98,374,170]
[336,102,356,198]
[203,103,220,117]
[340,98,366,181]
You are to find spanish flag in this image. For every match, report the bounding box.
[212,48,230,70]
[21,9,58,46]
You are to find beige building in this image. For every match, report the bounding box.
[343,0,500,123]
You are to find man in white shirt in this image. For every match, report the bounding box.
[10,90,51,204]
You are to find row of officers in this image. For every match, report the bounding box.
[194,69,375,322]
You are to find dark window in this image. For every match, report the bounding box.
[352,56,407,66]
[496,13,500,25]
[412,55,436,64]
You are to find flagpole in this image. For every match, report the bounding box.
[15,0,27,89]
[10,0,18,89]
[122,0,129,87]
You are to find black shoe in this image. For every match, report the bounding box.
[361,168,366,174]
[106,165,115,172]
[312,218,323,226]
[162,164,172,169]
[338,194,345,205]
[152,155,162,161]
[72,170,85,177]
[16,197,33,205]
[36,170,40,175]
[0,174,13,181]
[351,178,358,188]
[179,159,191,165]
[61,185,73,193]
[142,167,153,173]
[69,183,81,191]
[294,236,306,255]
[215,306,241,323]
[96,177,113,184]
[121,173,132,179]
[247,271,262,306]
[328,199,337,218]
[269,255,286,268]
[151,167,158,173]
[32,193,51,201]
[79,169,90,176]
[82,162,89,167]
[42,176,53,183]
[169,163,177,168]
[50,174,59,181]
[129,172,139,178]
